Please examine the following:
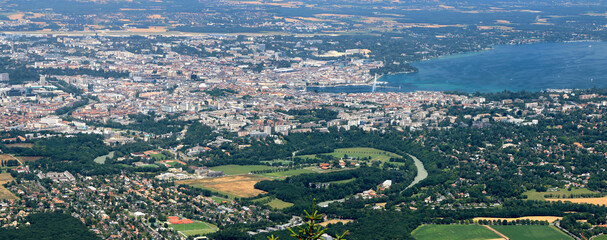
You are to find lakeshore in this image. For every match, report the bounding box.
[310,41,607,93]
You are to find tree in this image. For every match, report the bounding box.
[269,200,348,240]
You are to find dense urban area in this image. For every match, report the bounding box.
[2,0,607,240]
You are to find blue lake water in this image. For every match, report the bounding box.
[309,41,607,93]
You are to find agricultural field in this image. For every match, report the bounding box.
[170,221,218,236]
[4,143,33,148]
[176,175,270,198]
[412,224,503,240]
[210,165,274,175]
[0,173,18,200]
[547,196,607,206]
[15,156,43,163]
[524,188,597,201]
[491,225,573,240]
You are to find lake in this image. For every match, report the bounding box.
[309,41,607,93]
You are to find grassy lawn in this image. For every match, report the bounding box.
[252,196,270,202]
[261,159,293,165]
[325,147,401,162]
[259,168,316,178]
[491,225,573,240]
[328,178,356,184]
[266,198,294,209]
[210,165,274,175]
[170,221,218,236]
[297,154,318,159]
[135,164,159,169]
[524,188,597,201]
[412,224,502,240]
[210,196,230,204]
[150,153,168,161]
[593,235,607,240]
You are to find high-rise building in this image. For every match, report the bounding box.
[0,73,9,82]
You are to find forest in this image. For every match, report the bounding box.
[0,212,99,240]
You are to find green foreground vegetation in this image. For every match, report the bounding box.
[491,225,573,240]
[411,224,501,240]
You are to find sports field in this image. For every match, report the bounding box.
[491,225,573,240]
[170,221,218,236]
[210,165,274,175]
[412,224,503,240]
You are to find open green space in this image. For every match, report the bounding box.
[252,196,270,202]
[298,147,403,168]
[150,153,168,160]
[593,235,607,240]
[160,161,185,167]
[524,188,597,201]
[210,165,274,175]
[491,225,573,240]
[266,198,294,209]
[210,196,230,204]
[194,186,240,199]
[259,168,317,178]
[138,164,159,168]
[325,147,401,161]
[411,224,502,240]
[251,197,294,209]
[260,159,293,165]
[328,178,356,184]
[170,221,218,236]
